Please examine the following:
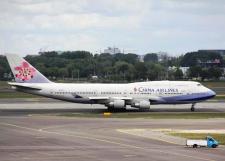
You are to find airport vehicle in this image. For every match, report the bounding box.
[6,54,216,111]
[186,136,218,148]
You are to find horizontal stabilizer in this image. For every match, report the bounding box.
[8,82,42,90]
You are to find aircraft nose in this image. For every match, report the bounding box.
[208,89,216,98]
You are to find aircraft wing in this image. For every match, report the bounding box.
[88,96,164,104]
[148,96,165,101]
[88,96,164,101]
[88,96,133,104]
[88,96,132,100]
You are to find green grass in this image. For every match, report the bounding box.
[0,81,9,88]
[60,112,225,119]
[0,92,39,98]
[215,95,225,100]
[201,81,225,88]
[0,81,38,98]
[169,133,225,145]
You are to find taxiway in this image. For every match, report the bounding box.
[0,101,225,161]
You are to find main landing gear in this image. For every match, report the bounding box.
[191,103,196,112]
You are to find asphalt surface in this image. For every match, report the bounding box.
[0,99,225,115]
[0,101,225,161]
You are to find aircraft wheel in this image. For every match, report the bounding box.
[139,108,150,112]
[191,104,195,112]
[107,107,114,111]
[193,144,198,148]
[212,144,217,148]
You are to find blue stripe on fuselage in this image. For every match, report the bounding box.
[156,92,215,104]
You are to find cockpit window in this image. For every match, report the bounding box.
[197,84,201,86]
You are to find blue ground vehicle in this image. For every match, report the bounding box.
[186,136,219,148]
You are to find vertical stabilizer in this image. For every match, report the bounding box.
[6,54,51,83]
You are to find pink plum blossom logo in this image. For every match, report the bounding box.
[134,87,137,92]
[14,61,36,81]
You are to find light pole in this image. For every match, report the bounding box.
[77,69,79,81]
[71,70,74,80]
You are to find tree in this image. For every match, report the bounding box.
[0,55,10,80]
[39,51,58,57]
[112,61,136,81]
[208,67,222,79]
[0,65,4,80]
[187,66,202,78]
[168,69,175,80]
[134,62,147,80]
[145,63,166,80]
[95,53,113,77]
[58,68,69,79]
[200,68,209,81]
[60,51,92,59]
[122,53,138,64]
[181,51,224,67]
[167,56,183,67]
[174,68,183,80]
[112,53,138,65]
[46,67,59,79]
[145,63,158,80]
[144,53,158,63]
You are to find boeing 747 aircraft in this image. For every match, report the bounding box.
[6,54,216,111]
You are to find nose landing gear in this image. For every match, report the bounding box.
[191,103,196,111]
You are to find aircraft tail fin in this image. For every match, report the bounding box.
[6,54,51,83]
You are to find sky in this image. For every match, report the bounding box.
[0,0,225,56]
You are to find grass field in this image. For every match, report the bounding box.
[169,133,225,145]
[0,81,8,88]
[0,92,38,98]
[201,81,225,88]
[215,95,225,99]
[60,112,225,119]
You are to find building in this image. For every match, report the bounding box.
[198,50,225,56]
[180,67,190,77]
[138,55,145,62]
[197,59,221,67]
[103,47,121,54]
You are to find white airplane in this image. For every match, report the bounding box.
[6,54,216,111]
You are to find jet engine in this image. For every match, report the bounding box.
[107,100,125,108]
[132,100,150,109]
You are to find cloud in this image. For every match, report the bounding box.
[0,0,225,55]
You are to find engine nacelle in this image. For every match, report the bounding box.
[108,100,125,108]
[132,100,150,109]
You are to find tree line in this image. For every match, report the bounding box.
[0,50,224,82]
